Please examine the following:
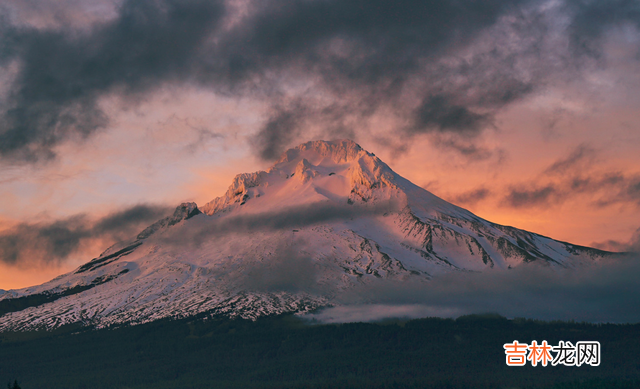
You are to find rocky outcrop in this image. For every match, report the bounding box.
[137,202,201,239]
[202,172,267,215]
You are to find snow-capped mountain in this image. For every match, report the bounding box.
[0,140,615,331]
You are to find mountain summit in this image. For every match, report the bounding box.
[0,140,614,330]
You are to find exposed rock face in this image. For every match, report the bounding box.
[0,139,619,331]
[137,202,201,240]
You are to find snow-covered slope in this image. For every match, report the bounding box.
[0,140,615,331]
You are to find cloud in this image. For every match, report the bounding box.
[411,94,493,135]
[303,256,640,323]
[0,0,226,162]
[505,185,557,207]
[1,0,638,163]
[218,0,519,83]
[592,174,640,206]
[0,204,171,266]
[430,135,503,162]
[566,0,640,57]
[451,187,492,206]
[592,227,640,253]
[302,304,463,324]
[544,144,596,175]
[227,0,537,158]
[165,200,402,247]
[252,100,309,161]
[504,172,640,208]
[502,144,640,208]
[0,0,120,30]
[91,204,172,235]
[240,238,321,293]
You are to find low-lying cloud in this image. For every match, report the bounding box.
[163,200,402,247]
[157,200,640,324]
[0,204,171,266]
[240,239,321,294]
[303,255,640,323]
[592,227,640,254]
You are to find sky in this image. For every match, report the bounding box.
[0,0,639,290]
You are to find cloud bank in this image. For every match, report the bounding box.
[0,204,171,266]
[1,0,639,162]
[163,200,402,247]
[302,255,640,323]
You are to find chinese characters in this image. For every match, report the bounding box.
[504,340,600,366]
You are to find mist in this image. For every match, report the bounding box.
[301,255,640,324]
[161,200,403,247]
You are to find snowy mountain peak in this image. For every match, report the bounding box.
[202,139,399,215]
[293,158,320,183]
[275,139,366,165]
[0,139,619,331]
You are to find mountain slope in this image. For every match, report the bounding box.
[0,140,615,331]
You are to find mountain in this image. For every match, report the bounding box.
[0,140,615,331]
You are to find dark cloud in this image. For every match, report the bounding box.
[504,174,640,208]
[0,0,225,162]
[0,204,171,265]
[227,0,535,157]
[544,144,596,175]
[252,100,309,161]
[0,215,91,264]
[411,95,492,135]
[218,0,517,84]
[505,185,557,208]
[567,0,640,57]
[0,0,533,162]
[92,204,172,235]
[304,256,640,323]
[430,135,502,161]
[504,144,640,208]
[595,175,640,207]
[0,0,637,162]
[451,187,492,206]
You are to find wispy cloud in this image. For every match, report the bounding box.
[544,144,596,175]
[503,144,640,209]
[164,200,402,247]
[505,185,558,208]
[451,187,493,207]
[592,227,640,254]
[0,204,171,266]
